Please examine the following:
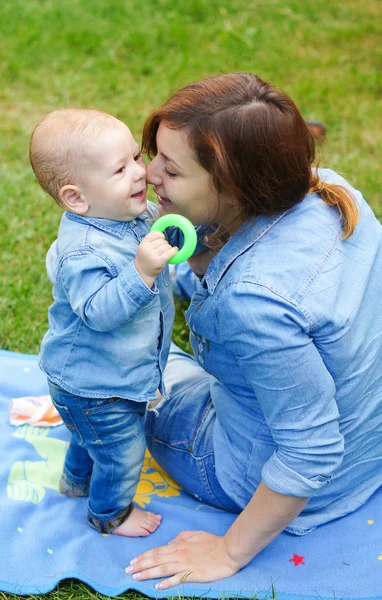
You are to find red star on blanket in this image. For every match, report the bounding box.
[289,553,305,566]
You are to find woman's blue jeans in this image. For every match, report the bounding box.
[145,343,241,513]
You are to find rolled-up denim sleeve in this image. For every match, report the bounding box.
[60,253,158,332]
[218,281,344,498]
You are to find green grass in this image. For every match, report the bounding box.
[0,0,381,354]
[0,579,278,600]
[0,580,277,600]
[0,0,381,597]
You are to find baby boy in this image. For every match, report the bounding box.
[30,109,177,536]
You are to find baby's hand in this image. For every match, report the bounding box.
[134,232,178,288]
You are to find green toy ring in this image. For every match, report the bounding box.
[150,214,197,265]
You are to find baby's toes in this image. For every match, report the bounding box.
[147,511,162,523]
[145,514,161,533]
[138,527,151,537]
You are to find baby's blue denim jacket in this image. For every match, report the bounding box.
[39,202,175,401]
[185,169,382,533]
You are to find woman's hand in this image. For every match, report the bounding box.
[125,530,242,590]
[126,483,308,591]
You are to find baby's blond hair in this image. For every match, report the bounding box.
[30,109,121,204]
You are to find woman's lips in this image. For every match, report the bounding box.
[157,194,173,206]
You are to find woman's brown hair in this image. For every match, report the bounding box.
[142,73,358,239]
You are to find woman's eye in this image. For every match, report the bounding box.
[164,167,177,178]
[115,166,125,174]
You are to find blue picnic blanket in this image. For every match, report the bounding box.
[1,349,381,599]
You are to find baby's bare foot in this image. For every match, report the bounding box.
[112,506,162,537]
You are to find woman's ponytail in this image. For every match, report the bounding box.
[310,173,359,239]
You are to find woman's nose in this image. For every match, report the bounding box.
[146,159,162,185]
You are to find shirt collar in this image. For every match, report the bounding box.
[203,212,287,294]
[65,212,148,238]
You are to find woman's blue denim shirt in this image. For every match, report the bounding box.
[39,202,175,401]
[185,170,382,533]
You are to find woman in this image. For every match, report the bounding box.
[126,73,382,589]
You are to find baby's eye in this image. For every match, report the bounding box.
[134,153,144,162]
[115,166,125,174]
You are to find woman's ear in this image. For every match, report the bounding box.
[59,185,89,215]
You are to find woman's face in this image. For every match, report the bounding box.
[146,123,222,226]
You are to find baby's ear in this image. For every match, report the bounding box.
[59,185,89,215]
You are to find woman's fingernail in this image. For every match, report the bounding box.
[130,558,138,565]
[133,573,142,580]
[125,566,134,573]
[155,583,162,590]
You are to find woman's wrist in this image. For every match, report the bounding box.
[221,482,309,571]
[223,522,269,570]
[222,533,256,571]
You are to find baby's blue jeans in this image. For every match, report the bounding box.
[48,381,146,533]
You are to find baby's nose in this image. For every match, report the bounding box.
[135,162,146,180]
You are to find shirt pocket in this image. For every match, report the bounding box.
[193,332,211,365]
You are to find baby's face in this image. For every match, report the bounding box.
[79,122,147,221]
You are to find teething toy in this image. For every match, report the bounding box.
[150,215,197,264]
